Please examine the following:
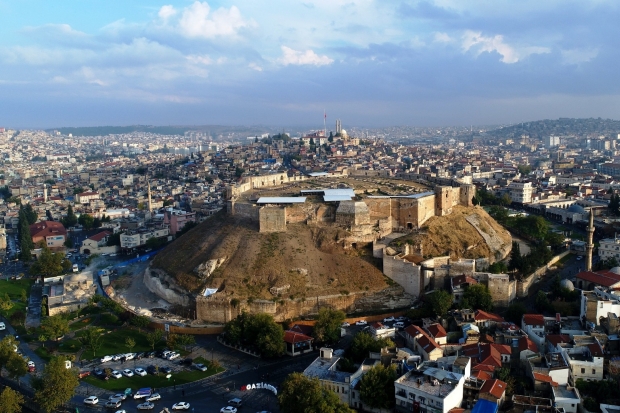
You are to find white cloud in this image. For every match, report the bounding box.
[461,30,549,63]
[249,62,263,71]
[279,46,333,66]
[186,54,213,65]
[561,48,598,65]
[433,32,452,43]
[177,1,254,39]
[158,5,177,21]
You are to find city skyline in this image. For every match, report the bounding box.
[1,0,618,128]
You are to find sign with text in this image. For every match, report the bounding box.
[241,382,277,396]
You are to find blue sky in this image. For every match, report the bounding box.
[1,0,618,128]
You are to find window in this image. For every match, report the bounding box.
[592,369,596,374]
[581,368,585,374]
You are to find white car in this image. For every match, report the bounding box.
[220,407,237,413]
[394,322,405,329]
[122,369,134,377]
[194,363,208,372]
[146,393,161,402]
[110,370,122,379]
[101,355,113,363]
[84,396,99,405]
[341,322,350,327]
[355,320,367,326]
[172,402,191,410]
[0,322,5,330]
[137,402,155,410]
[135,367,147,376]
[114,410,127,413]
[112,354,123,361]
[383,316,395,323]
[167,352,180,360]
[125,353,136,360]
[110,393,127,401]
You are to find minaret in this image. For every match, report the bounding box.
[43,183,48,203]
[147,180,152,213]
[586,208,595,272]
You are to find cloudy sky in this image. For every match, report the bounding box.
[1,0,618,128]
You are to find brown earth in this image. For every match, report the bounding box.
[152,211,389,300]
[390,205,512,261]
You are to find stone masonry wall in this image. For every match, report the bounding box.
[382,252,424,298]
[259,207,286,232]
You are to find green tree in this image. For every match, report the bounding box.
[176,334,196,351]
[509,242,523,273]
[34,356,80,413]
[535,291,551,312]
[146,329,164,351]
[488,261,508,274]
[313,307,346,344]
[0,387,24,413]
[500,193,512,206]
[0,335,20,376]
[41,314,69,341]
[78,213,94,230]
[223,312,285,357]
[504,302,527,324]
[518,164,532,175]
[24,203,38,224]
[6,352,28,381]
[349,332,394,363]
[235,167,245,178]
[61,204,78,228]
[497,366,515,395]
[18,206,34,261]
[130,315,151,331]
[125,337,136,353]
[30,245,65,280]
[0,293,14,316]
[610,194,620,216]
[462,284,493,311]
[360,364,398,409]
[428,290,453,317]
[80,327,104,357]
[64,237,74,248]
[107,233,121,246]
[279,372,354,413]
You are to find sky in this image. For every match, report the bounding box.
[1,0,619,129]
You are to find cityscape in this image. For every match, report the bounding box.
[1,1,620,413]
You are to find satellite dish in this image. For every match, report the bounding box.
[166,374,172,379]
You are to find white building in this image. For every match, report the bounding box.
[598,236,620,261]
[545,136,561,147]
[551,385,581,413]
[509,181,534,204]
[120,228,169,250]
[561,340,604,384]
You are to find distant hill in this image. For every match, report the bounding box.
[482,117,620,140]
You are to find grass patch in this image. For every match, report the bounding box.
[97,313,122,327]
[59,338,82,352]
[82,360,225,391]
[69,317,94,332]
[35,347,53,361]
[92,328,158,358]
[0,279,33,318]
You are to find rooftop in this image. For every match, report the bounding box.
[303,355,350,384]
[396,367,463,398]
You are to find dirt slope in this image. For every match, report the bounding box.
[391,205,511,262]
[152,212,389,300]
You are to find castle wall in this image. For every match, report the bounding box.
[460,184,476,208]
[349,169,393,177]
[382,252,424,298]
[435,186,454,216]
[486,273,516,307]
[259,207,286,232]
[233,202,259,220]
[285,204,308,223]
[364,197,391,218]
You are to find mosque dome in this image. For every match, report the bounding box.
[567,204,586,214]
[560,279,574,291]
[609,267,620,275]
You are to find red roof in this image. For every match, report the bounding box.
[533,372,555,383]
[546,334,571,348]
[87,231,111,242]
[588,342,603,357]
[518,336,538,353]
[426,323,447,338]
[29,221,67,239]
[404,324,425,338]
[480,379,507,399]
[475,310,505,323]
[471,370,493,380]
[523,314,545,327]
[283,331,313,344]
[576,271,620,288]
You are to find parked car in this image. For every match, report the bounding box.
[94,368,105,377]
[355,320,367,326]
[110,393,127,401]
[101,355,113,363]
[172,402,191,410]
[84,396,99,405]
[220,407,237,413]
[135,368,147,376]
[146,393,161,402]
[167,352,180,360]
[179,358,192,366]
[396,316,407,322]
[134,388,153,399]
[0,322,5,330]
[137,402,155,410]
[160,366,172,374]
[194,363,208,372]
[146,365,158,375]
[28,361,36,372]
[341,322,350,327]
[383,316,395,322]
[394,322,405,329]
[105,400,122,409]
[110,370,122,379]
[125,353,136,360]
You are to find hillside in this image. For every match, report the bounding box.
[152,212,389,301]
[390,205,511,262]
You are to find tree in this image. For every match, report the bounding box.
[6,352,28,381]
[0,387,24,413]
[78,213,94,230]
[30,245,65,280]
[360,364,398,409]
[0,293,14,316]
[80,327,104,358]
[61,204,78,228]
[313,307,345,344]
[518,164,532,176]
[535,291,551,313]
[428,290,453,317]
[497,367,515,395]
[279,372,354,413]
[223,312,285,358]
[509,242,523,273]
[176,334,196,351]
[462,284,493,311]
[610,194,620,216]
[41,314,69,341]
[24,203,38,225]
[146,330,164,351]
[130,315,151,331]
[0,335,20,376]
[125,337,136,354]
[64,237,74,248]
[488,261,508,274]
[34,356,80,413]
[9,310,26,327]
[500,193,512,206]
[504,303,527,324]
[349,332,394,363]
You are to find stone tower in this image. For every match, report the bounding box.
[435,186,453,216]
[43,183,48,203]
[147,180,152,212]
[459,184,476,207]
[586,208,595,272]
